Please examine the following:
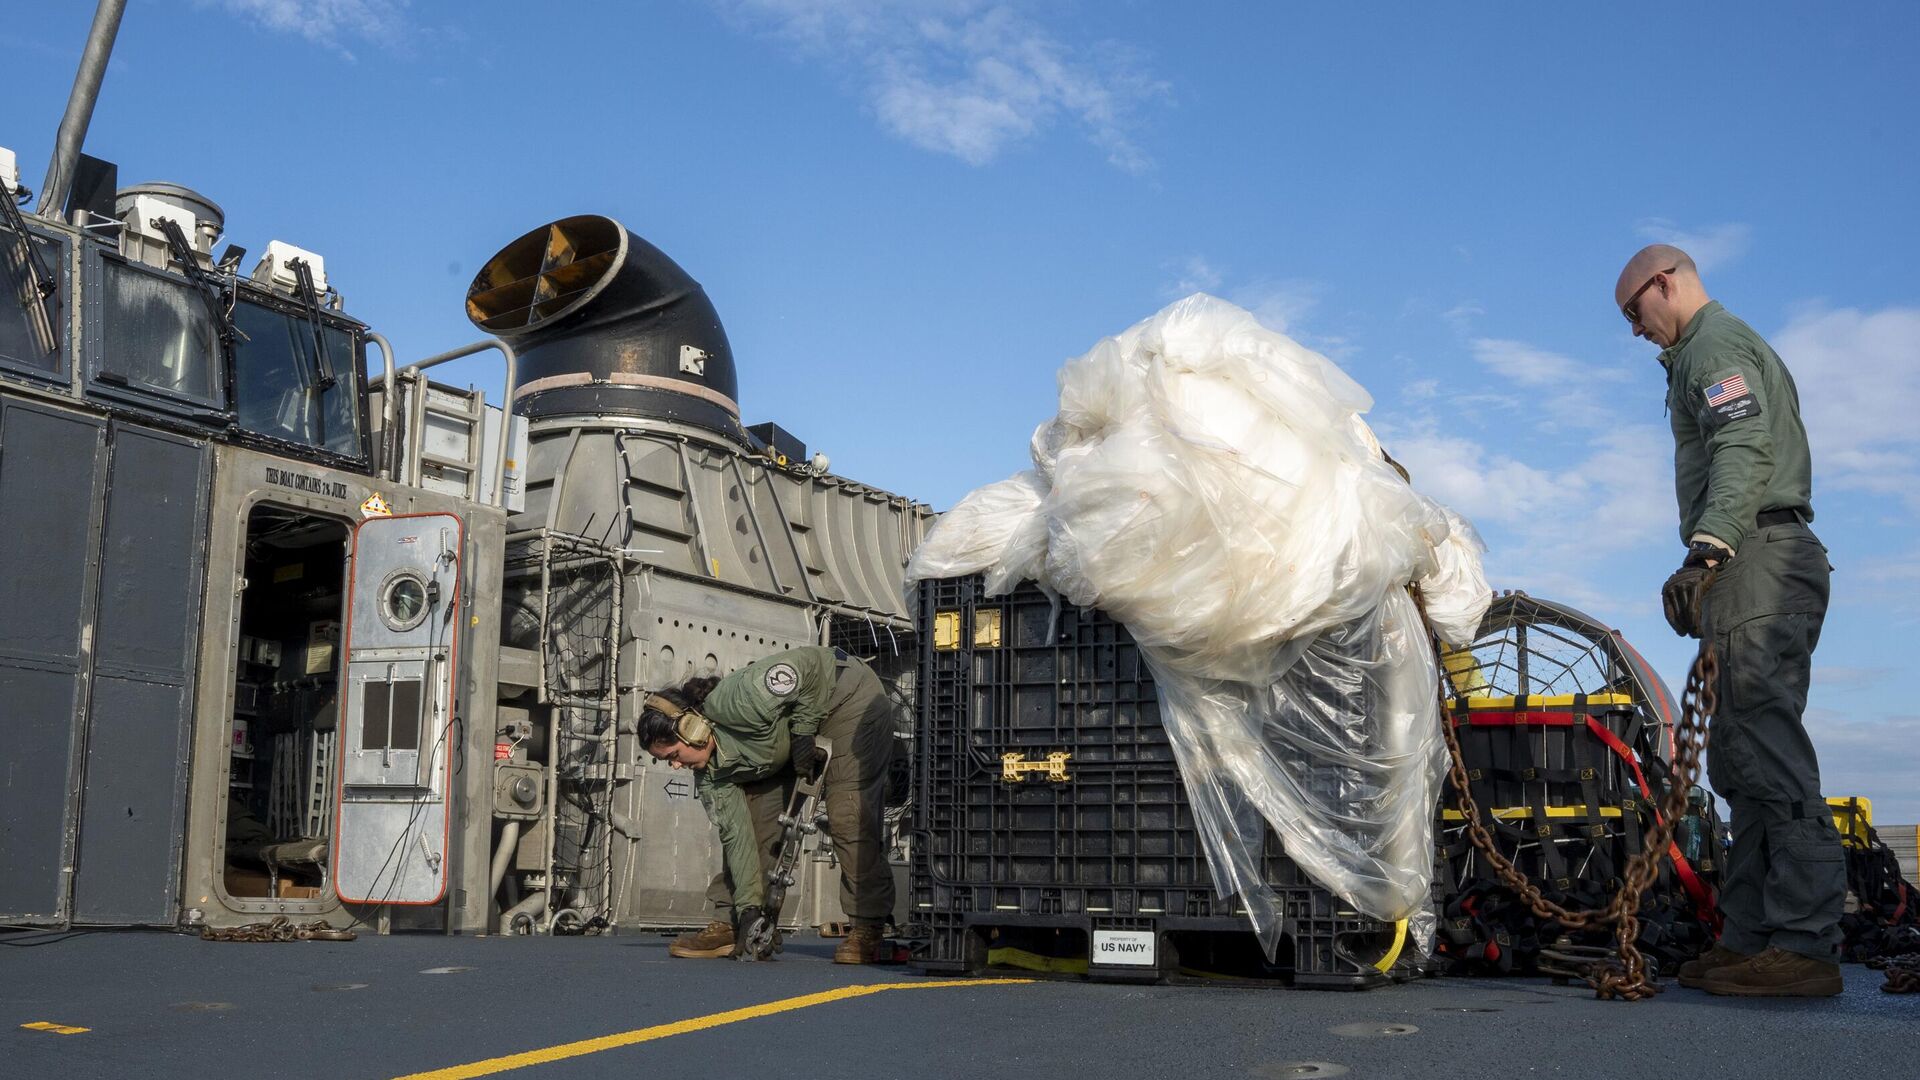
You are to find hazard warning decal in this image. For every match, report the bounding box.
[764,662,799,697]
[360,493,393,518]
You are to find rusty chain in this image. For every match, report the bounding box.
[1428,602,1716,1001]
[199,915,356,942]
[1878,954,1920,994]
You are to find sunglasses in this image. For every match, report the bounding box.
[1621,266,1676,325]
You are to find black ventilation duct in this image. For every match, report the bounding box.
[466,215,739,433]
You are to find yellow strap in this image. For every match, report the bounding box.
[1447,693,1636,709]
[1441,806,1626,821]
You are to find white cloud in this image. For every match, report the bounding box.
[206,0,407,59]
[1814,666,1897,692]
[1633,219,1753,274]
[715,1,1164,169]
[1229,279,1322,336]
[1164,255,1222,297]
[1804,708,1920,823]
[1441,301,1483,332]
[1376,327,1679,620]
[1773,305,1920,510]
[1468,337,1595,387]
[1384,420,1672,559]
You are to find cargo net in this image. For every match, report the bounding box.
[1434,592,1723,977]
[1833,799,1920,990]
[504,532,624,929]
[502,532,621,706]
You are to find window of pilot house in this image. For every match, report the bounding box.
[97,255,221,406]
[0,226,65,380]
[361,678,424,753]
[233,300,364,458]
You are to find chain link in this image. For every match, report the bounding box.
[1880,954,1920,994]
[1433,618,1716,1001]
[199,915,356,942]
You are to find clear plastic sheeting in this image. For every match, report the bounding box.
[906,294,1491,956]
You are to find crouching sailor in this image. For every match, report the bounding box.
[641,646,897,964]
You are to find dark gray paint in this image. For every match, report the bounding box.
[0,400,106,921]
[72,426,208,924]
[2,932,1913,1080]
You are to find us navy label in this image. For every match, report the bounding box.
[264,466,350,501]
[1092,930,1157,967]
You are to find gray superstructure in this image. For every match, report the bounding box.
[1,35,930,939]
[466,214,931,935]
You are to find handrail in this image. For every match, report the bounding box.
[363,331,398,481]
[366,338,518,508]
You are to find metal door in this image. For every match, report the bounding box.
[0,401,105,924]
[71,425,209,924]
[332,513,462,905]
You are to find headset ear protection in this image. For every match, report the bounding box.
[646,694,712,749]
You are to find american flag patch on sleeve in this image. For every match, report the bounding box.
[1705,373,1750,407]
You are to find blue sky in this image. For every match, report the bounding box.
[7,1,1917,819]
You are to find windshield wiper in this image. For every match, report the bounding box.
[1,188,60,354]
[288,256,337,391]
[153,214,236,366]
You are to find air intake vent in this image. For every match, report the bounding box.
[467,217,623,332]
[465,215,739,432]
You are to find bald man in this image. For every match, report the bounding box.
[1616,245,1844,997]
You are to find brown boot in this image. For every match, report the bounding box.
[668,920,735,959]
[1700,946,1843,997]
[833,922,887,965]
[1676,943,1751,989]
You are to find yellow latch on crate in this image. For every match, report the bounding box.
[1002,751,1071,783]
[933,611,962,651]
[932,609,1004,651]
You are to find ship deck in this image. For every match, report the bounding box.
[2,929,1905,1079]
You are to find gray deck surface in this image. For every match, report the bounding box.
[2,930,1910,1080]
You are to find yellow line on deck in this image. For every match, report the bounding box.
[391,979,1034,1080]
[20,1021,90,1035]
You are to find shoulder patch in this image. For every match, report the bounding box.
[1697,371,1762,431]
[763,662,800,697]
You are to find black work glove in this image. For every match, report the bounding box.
[1661,543,1725,638]
[732,905,772,960]
[790,733,823,778]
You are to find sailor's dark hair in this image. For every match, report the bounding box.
[639,675,721,748]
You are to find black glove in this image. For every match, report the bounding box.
[790,733,822,778]
[1661,543,1725,638]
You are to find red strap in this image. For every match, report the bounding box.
[1580,718,1654,802]
[1614,635,1679,759]
[1452,707,1721,929]
[1583,718,1719,927]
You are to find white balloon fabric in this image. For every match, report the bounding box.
[906,294,1492,956]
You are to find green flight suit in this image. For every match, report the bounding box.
[694,646,898,923]
[1661,301,1844,962]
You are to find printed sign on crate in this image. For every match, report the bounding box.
[1092,930,1157,967]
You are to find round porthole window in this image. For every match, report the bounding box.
[380,570,431,632]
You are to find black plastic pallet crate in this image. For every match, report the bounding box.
[909,574,1409,989]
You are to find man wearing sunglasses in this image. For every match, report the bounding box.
[1614,244,1844,997]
